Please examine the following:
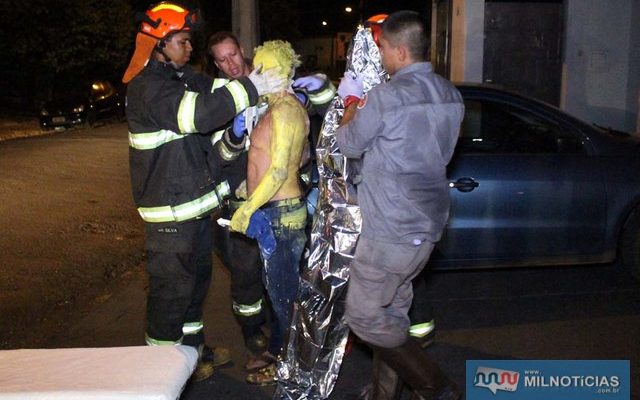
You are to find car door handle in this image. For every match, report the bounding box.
[449,177,479,192]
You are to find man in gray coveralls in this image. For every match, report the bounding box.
[335,10,465,400]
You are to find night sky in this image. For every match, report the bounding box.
[294,1,431,36]
[130,1,433,39]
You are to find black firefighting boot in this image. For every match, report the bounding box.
[356,349,403,400]
[242,323,269,355]
[374,338,461,400]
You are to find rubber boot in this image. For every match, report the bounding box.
[374,339,461,400]
[357,349,403,400]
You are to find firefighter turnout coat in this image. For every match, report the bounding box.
[126,58,259,226]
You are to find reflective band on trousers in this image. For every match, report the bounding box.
[137,181,230,223]
[308,83,336,105]
[233,299,263,317]
[129,129,186,150]
[145,333,182,346]
[182,321,204,335]
[225,80,250,113]
[409,319,435,337]
[177,91,198,133]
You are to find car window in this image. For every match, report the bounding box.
[459,99,584,154]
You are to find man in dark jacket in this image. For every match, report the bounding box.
[122,2,285,382]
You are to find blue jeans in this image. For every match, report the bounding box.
[258,199,307,356]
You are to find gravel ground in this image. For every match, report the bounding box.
[0,121,145,349]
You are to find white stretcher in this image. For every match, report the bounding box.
[0,346,197,400]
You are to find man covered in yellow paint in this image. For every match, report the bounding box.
[230,40,310,385]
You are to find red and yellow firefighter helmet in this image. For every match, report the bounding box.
[365,14,388,46]
[123,2,200,83]
[140,2,199,40]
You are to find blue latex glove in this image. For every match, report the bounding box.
[293,74,325,91]
[245,210,276,259]
[337,73,364,100]
[294,91,309,105]
[232,112,247,138]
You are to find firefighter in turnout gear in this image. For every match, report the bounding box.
[123,2,286,382]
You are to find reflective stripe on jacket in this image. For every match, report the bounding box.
[126,59,258,223]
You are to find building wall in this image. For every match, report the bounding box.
[562,0,639,133]
[449,0,465,81]
[462,0,484,83]
[448,0,484,83]
[445,0,639,133]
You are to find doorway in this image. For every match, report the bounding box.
[483,0,564,105]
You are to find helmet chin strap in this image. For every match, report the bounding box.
[155,42,180,70]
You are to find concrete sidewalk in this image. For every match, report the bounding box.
[0,117,45,142]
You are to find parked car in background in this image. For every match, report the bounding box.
[428,84,640,280]
[39,80,124,130]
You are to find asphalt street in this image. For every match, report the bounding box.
[57,255,640,400]
[2,123,638,399]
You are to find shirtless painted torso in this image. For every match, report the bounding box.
[230,90,309,233]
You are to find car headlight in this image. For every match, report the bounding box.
[73,104,85,113]
[40,109,49,116]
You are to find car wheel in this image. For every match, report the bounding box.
[620,206,640,280]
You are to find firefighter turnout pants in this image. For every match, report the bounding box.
[144,218,213,347]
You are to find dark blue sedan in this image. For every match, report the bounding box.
[430,84,640,279]
[39,80,124,130]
